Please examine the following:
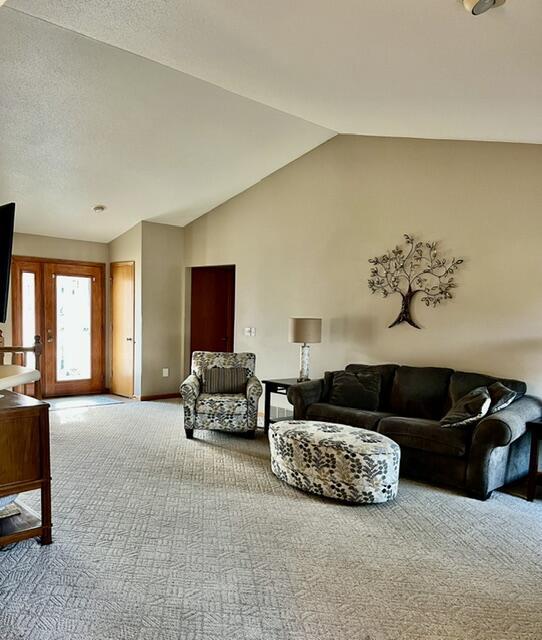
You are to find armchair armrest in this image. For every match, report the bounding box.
[246,376,262,430]
[180,374,200,405]
[246,376,263,402]
[287,379,324,420]
[180,374,200,432]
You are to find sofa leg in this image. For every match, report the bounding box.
[470,489,492,501]
[185,428,194,440]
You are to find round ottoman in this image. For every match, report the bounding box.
[269,420,400,504]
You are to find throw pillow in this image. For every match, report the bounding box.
[440,386,491,428]
[323,370,343,401]
[488,381,518,414]
[328,371,381,411]
[202,367,248,394]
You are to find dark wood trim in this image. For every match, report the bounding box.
[12,255,105,267]
[140,393,179,401]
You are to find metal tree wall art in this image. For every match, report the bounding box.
[368,234,464,329]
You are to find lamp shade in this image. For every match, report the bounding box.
[289,318,322,344]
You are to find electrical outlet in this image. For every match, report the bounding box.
[162,368,169,378]
[250,327,256,337]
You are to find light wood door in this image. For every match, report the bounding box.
[111,262,135,398]
[43,262,105,397]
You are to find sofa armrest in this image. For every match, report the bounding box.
[472,395,542,448]
[180,374,200,406]
[467,395,542,498]
[287,379,324,420]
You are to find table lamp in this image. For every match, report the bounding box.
[289,317,322,382]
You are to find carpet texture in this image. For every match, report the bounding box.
[0,399,541,640]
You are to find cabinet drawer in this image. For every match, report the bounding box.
[0,414,42,484]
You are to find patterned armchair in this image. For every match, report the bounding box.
[180,352,263,439]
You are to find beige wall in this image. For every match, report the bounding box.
[184,134,542,397]
[140,222,184,397]
[109,222,143,396]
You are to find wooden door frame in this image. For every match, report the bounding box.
[110,261,135,398]
[189,264,236,356]
[11,256,106,398]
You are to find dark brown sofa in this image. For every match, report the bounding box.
[287,364,542,499]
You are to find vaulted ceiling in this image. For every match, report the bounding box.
[2,0,541,241]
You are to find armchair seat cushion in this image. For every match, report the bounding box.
[378,416,469,457]
[196,393,247,416]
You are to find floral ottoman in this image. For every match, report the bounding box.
[269,420,400,504]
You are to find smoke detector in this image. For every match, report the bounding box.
[463,0,506,15]
[92,204,106,214]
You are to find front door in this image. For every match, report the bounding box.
[11,257,106,398]
[43,262,105,397]
[190,265,235,355]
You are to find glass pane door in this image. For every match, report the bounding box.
[55,275,92,381]
[21,271,36,369]
[43,262,105,397]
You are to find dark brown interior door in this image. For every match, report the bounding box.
[190,266,235,355]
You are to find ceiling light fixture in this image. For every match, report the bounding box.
[92,204,106,214]
[463,0,506,15]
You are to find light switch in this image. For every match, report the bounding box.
[244,327,252,336]
[162,368,169,377]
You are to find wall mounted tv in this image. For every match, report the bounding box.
[0,203,15,323]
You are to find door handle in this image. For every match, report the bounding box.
[126,337,133,342]
[47,329,54,343]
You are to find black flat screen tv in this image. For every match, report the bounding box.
[0,203,15,323]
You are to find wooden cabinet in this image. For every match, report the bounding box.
[0,390,52,547]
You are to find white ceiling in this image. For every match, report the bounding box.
[2,0,542,241]
[0,6,333,241]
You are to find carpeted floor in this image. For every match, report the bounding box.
[1,400,541,640]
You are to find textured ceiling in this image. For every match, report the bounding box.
[2,0,542,241]
[6,0,542,144]
[0,7,333,241]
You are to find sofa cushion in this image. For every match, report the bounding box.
[306,403,393,431]
[378,416,469,457]
[440,386,491,428]
[322,370,347,401]
[449,371,526,405]
[345,364,399,410]
[390,366,453,420]
[328,371,381,411]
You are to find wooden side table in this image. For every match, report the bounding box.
[0,390,52,547]
[262,378,298,432]
[526,418,542,501]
